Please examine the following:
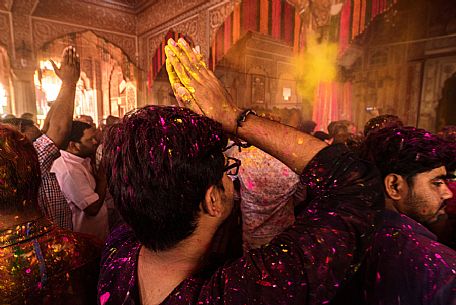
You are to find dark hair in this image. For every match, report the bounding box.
[313,131,330,141]
[65,120,92,149]
[103,106,228,251]
[299,120,317,134]
[2,118,35,133]
[20,112,34,121]
[327,120,351,137]
[0,124,41,212]
[363,114,403,136]
[438,125,456,143]
[360,127,455,183]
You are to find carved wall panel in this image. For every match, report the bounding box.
[33,0,136,34]
[208,1,235,40]
[137,0,205,35]
[0,0,13,11]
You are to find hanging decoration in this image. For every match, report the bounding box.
[339,0,398,53]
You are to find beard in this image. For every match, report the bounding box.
[404,191,446,226]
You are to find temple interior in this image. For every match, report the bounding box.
[0,0,455,131]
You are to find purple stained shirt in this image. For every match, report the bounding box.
[97,144,385,305]
[330,209,456,305]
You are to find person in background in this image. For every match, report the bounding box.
[299,120,317,134]
[227,145,299,251]
[431,125,456,249]
[20,112,36,123]
[363,114,403,137]
[0,124,100,304]
[313,130,331,143]
[327,120,357,145]
[52,121,108,242]
[76,114,95,127]
[331,127,456,305]
[96,114,123,231]
[34,46,80,230]
[2,117,42,142]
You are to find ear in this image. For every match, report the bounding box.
[384,174,407,201]
[202,185,222,217]
[67,141,80,152]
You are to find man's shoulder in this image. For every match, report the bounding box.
[98,225,141,305]
[103,224,140,260]
[373,215,456,274]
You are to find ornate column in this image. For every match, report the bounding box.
[10,0,39,116]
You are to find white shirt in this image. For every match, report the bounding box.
[51,150,108,241]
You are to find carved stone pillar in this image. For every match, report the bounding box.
[10,0,39,115]
[11,68,36,115]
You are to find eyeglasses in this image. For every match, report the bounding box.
[223,138,251,153]
[224,157,241,176]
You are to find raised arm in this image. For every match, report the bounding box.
[44,46,80,148]
[165,39,326,173]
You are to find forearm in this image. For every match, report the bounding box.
[45,82,76,148]
[85,178,107,216]
[236,114,327,173]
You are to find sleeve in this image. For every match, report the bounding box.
[33,134,60,174]
[58,170,99,210]
[167,144,385,305]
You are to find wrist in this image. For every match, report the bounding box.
[233,109,256,137]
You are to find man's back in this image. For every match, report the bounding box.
[0,217,101,304]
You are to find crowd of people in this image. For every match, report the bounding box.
[0,41,454,305]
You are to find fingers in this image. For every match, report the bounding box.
[165,45,195,93]
[177,38,202,67]
[49,59,59,72]
[62,47,70,65]
[166,58,203,114]
[174,83,204,115]
[165,57,180,88]
[68,47,74,65]
[167,39,204,83]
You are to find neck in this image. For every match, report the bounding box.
[138,214,221,305]
[384,198,400,213]
[141,216,219,272]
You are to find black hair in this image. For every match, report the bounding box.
[103,106,228,251]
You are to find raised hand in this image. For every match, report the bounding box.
[50,46,81,85]
[165,38,241,134]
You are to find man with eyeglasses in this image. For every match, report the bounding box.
[97,41,383,304]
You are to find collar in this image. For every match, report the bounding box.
[60,150,91,165]
[381,210,437,240]
[0,216,54,248]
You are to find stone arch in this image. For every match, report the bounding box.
[34,31,137,123]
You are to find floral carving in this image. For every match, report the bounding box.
[209,1,235,37]
[33,0,136,34]
[137,0,205,34]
